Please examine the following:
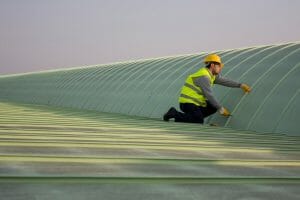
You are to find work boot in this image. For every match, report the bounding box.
[163,107,177,121]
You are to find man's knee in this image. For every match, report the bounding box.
[211,107,218,114]
[191,110,204,123]
[203,102,218,117]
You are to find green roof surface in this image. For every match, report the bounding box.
[0,42,300,199]
[0,101,299,199]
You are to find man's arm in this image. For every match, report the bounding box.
[193,76,222,110]
[214,75,241,88]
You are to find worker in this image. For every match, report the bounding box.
[163,54,251,123]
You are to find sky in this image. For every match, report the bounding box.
[0,0,299,75]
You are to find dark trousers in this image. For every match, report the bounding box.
[174,102,217,124]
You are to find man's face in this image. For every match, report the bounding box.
[211,63,223,75]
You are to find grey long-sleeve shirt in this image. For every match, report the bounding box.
[193,75,241,109]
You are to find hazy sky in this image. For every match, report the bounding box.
[0,0,299,75]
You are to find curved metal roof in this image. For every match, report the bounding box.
[0,43,300,199]
[0,42,300,135]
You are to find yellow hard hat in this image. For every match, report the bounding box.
[204,54,224,67]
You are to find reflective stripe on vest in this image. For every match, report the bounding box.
[179,67,215,107]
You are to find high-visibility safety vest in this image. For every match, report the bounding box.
[179,67,216,107]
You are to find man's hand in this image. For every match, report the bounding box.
[240,84,251,93]
[219,107,231,117]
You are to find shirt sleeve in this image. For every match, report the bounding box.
[214,75,241,88]
[193,76,222,110]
